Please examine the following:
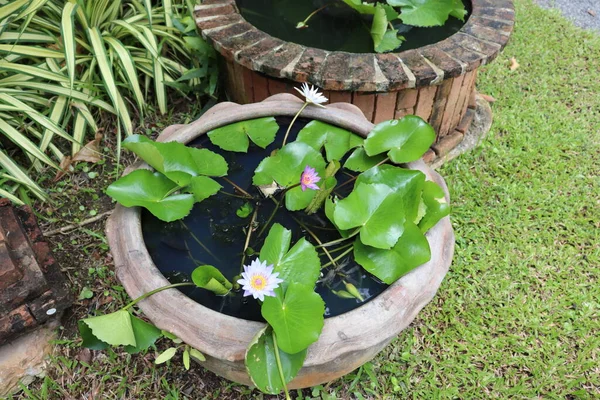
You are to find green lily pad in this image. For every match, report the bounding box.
[259,224,321,291]
[186,175,222,203]
[332,183,406,249]
[261,283,325,354]
[80,310,136,347]
[236,202,254,218]
[123,135,228,186]
[418,180,450,232]
[78,320,109,350]
[343,147,387,172]
[106,169,194,222]
[191,265,233,295]
[124,316,162,354]
[388,0,459,27]
[245,327,307,395]
[296,121,363,161]
[363,116,436,163]
[207,117,279,152]
[354,221,431,284]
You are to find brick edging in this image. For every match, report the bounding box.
[195,0,514,91]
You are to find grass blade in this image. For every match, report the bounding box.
[0,186,25,205]
[61,1,78,89]
[0,44,64,58]
[0,32,55,43]
[140,25,166,114]
[0,117,58,169]
[104,36,145,112]
[0,0,29,20]
[0,60,70,83]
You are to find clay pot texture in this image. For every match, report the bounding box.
[106,94,455,389]
[194,0,513,146]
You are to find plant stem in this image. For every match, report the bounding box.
[257,197,281,238]
[219,190,251,200]
[122,282,195,310]
[297,4,329,28]
[222,177,253,198]
[163,185,183,199]
[320,247,353,269]
[315,229,360,248]
[333,157,390,192]
[291,215,337,267]
[240,207,258,272]
[180,220,221,262]
[281,102,308,147]
[272,331,292,400]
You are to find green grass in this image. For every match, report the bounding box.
[7,0,600,398]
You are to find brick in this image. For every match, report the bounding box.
[456,108,476,134]
[0,242,22,288]
[259,43,304,78]
[290,48,328,83]
[474,7,515,22]
[252,73,270,102]
[349,54,377,92]
[320,52,352,91]
[462,23,509,47]
[469,15,514,37]
[352,92,376,122]
[428,78,455,134]
[432,131,464,156]
[414,86,437,121]
[439,74,466,136]
[473,0,514,9]
[208,22,255,60]
[376,53,411,91]
[395,107,414,120]
[196,13,242,32]
[267,78,289,96]
[0,305,35,340]
[373,92,398,124]
[398,50,438,86]
[396,89,418,110]
[241,66,255,103]
[236,36,284,70]
[329,91,352,104]
[422,149,436,164]
[214,28,264,60]
[420,47,464,79]
[196,0,235,5]
[453,33,501,63]
[448,71,475,130]
[193,4,235,20]
[436,37,485,71]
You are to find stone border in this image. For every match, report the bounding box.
[195,0,514,91]
[107,94,455,389]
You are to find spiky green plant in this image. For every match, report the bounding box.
[0,0,217,203]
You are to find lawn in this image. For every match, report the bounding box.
[8,0,600,398]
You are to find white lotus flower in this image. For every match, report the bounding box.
[237,258,283,301]
[294,83,328,107]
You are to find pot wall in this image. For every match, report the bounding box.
[195,0,514,163]
[107,94,455,389]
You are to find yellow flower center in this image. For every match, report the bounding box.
[302,175,312,184]
[250,274,267,291]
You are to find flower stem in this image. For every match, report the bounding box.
[240,207,258,272]
[272,331,292,400]
[281,102,309,147]
[320,247,353,269]
[297,4,329,28]
[122,282,195,310]
[181,220,221,262]
[291,215,337,267]
[221,177,253,198]
[257,197,281,238]
[315,229,360,248]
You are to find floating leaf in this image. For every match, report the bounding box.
[155,347,177,364]
[296,121,363,161]
[332,183,406,249]
[259,224,321,291]
[363,115,435,163]
[123,135,228,186]
[388,0,459,27]
[253,142,326,211]
[343,147,387,172]
[186,176,222,203]
[418,181,450,232]
[236,202,254,218]
[191,265,232,295]
[262,283,325,354]
[106,169,194,222]
[207,117,279,152]
[356,165,425,222]
[375,29,404,53]
[80,310,136,347]
[124,316,162,354]
[341,0,376,14]
[245,327,306,395]
[354,222,431,284]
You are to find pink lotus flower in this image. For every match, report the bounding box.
[300,165,321,191]
[237,258,283,301]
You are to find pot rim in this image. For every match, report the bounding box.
[106,94,455,367]
[194,0,514,91]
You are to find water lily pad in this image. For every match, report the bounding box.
[80,310,136,347]
[354,221,431,284]
[207,117,279,152]
[186,176,222,203]
[106,169,194,222]
[245,327,307,395]
[343,147,387,172]
[388,0,458,27]
[191,265,232,295]
[418,180,450,232]
[124,316,162,354]
[296,121,363,161]
[261,282,325,354]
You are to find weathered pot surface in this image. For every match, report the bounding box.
[106,94,455,389]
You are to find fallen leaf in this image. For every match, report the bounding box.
[72,133,103,164]
[478,93,497,103]
[588,9,596,17]
[509,57,520,71]
[76,348,93,364]
[53,156,72,182]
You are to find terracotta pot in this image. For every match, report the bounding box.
[106,94,455,389]
[194,0,514,164]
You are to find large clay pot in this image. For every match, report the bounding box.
[106,94,455,389]
[194,0,514,164]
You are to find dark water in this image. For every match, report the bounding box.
[141,117,388,322]
[236,0,471,53]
